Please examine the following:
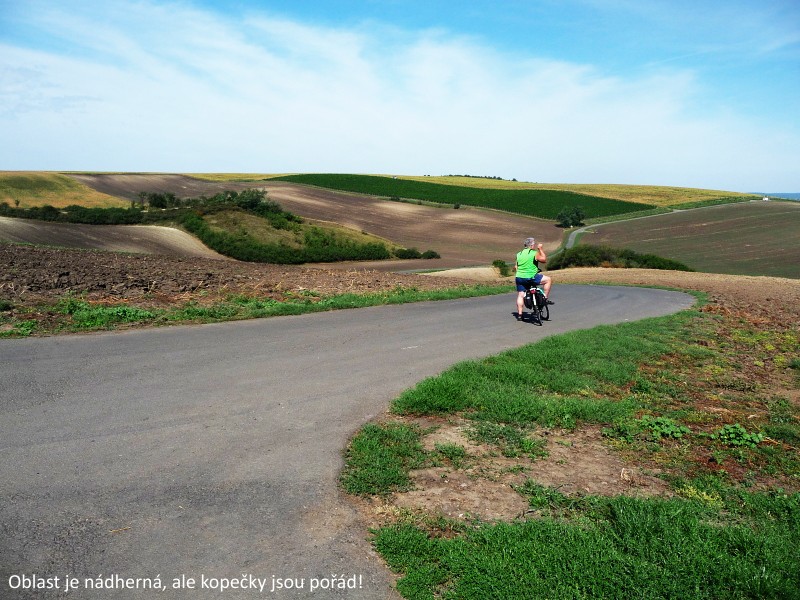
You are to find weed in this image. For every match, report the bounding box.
[465,422,548,459]
[433,443,469,469]
[712,423,765,449]
[638,415,691,440]
[0,319,36,337]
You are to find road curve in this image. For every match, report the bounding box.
[1,286,694,599]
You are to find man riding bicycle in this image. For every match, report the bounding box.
[515,237,553,320]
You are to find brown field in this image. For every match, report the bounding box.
[578,200,800,278]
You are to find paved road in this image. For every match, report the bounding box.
[1,286,694,599]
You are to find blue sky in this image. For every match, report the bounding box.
[1,0,798,191]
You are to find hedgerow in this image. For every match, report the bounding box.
[548,245,694,271]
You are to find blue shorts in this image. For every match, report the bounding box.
[515,274,543,292]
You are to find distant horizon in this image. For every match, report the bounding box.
[2,1,798,191]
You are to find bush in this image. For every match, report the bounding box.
[548,245,694,271]
[556,206,586,228]
[493,259,512,277]
[421,250,440,259]
[395,247,422,259]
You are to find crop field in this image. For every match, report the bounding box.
[273,174,652,220]
[578,200,800,279]
[0,172,127,209]
[397,176,758,207]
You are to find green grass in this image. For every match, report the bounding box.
[273,174,654,220]
[375,490,799,599]
[391,315,684,425]
[0,284,511,336]
[340,423,427,496]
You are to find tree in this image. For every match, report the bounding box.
[556,206,585,228]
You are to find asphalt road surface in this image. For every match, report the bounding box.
[1,286,694,599]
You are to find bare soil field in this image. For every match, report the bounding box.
[0,244,477,305]
[0,217,227,259]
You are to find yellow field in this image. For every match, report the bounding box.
[0,172,127,208]
[394,176,755,206]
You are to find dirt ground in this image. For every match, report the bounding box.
[0,244,478,304]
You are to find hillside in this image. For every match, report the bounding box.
[576,200,800,278]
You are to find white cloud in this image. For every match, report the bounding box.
[1,0,798,190]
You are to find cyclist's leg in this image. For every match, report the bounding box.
[541,274,553,300]
[516,290,526,318]
[515,278,528,319]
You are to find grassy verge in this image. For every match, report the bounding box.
[0,284,509,337]
[342,296,800,599]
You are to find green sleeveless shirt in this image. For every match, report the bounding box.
[516,249,539,278]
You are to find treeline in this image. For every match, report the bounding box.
[548,245,694,271]
[0,189,434,264]
[0,188,295,227]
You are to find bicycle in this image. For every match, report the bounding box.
[523,282,550,325]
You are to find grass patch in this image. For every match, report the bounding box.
[374,488,799,599]
[0,172,126,208]
[0,284,511,336]
[391,315,687,426]
[340,422,427,496]
[395,177,756,206]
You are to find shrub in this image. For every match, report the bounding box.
[493,259,512,277]
[395,247,423,259]
[421,250,440,259]
[548,245,693,271]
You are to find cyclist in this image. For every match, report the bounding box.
[514,237,553,320]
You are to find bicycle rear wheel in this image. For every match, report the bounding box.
[539,301,549,321]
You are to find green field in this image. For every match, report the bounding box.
[577,200,800,278]
[273,174,653,220]
[396,176,758,207]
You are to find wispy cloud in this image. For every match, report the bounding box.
[0,0,797,190]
